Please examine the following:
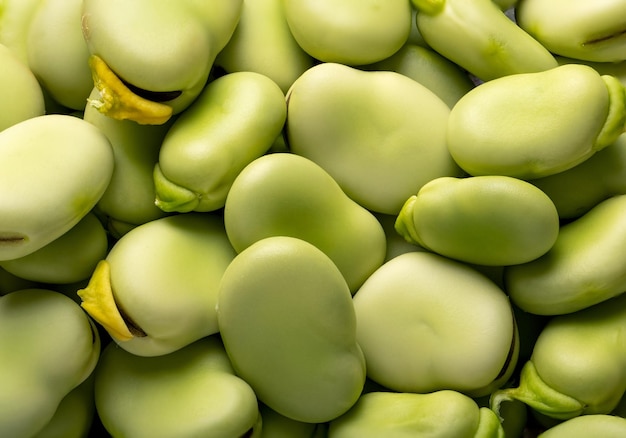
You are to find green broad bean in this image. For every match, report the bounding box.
[154,71,286,213]
[224,153,387,293]
[362,43,476,108]
[0,212,107,284]
[412,0,557,81]
[0,114,114,261]
[447,64,626,179]
[81,0,243,123]
[505,194,626,315]
[328,390,505,438]
[0,289,100,438]
[216,236,366,423]
[215,0,315,94]
[286,62,463,215]
[491,293,626,420]
[94,336,261,438]
[26,0,93,110]
[395,175,560,266]
[517,0,626,63]
[0,43,44,131]
[352,251,518,397]
[283,0,412,65]
[538,414,626,438]
[530,133,626,219]
[83,88,172,235]
[78,213,236,357]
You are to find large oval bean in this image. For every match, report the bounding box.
[353,251,518,397]
[0,114,114,261]
[286,62,463,214]
[217,236,366,423]
[395,175,559,266]
[95,336,260,438]
[447,64,626,179]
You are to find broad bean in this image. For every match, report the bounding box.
[94,336,260,438]
[395,175,560,266]
[286,62,463,214]
[216,236,366,423]
[0,114,114,261]
[283,0,412,65]
[0,289,100,438]
[154,71,286,213]
[447,64,626,179]
[352,251,518,397]
[78,213,236,356]
[81,0,243,123]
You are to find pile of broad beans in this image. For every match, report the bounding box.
[2,0,626,437]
